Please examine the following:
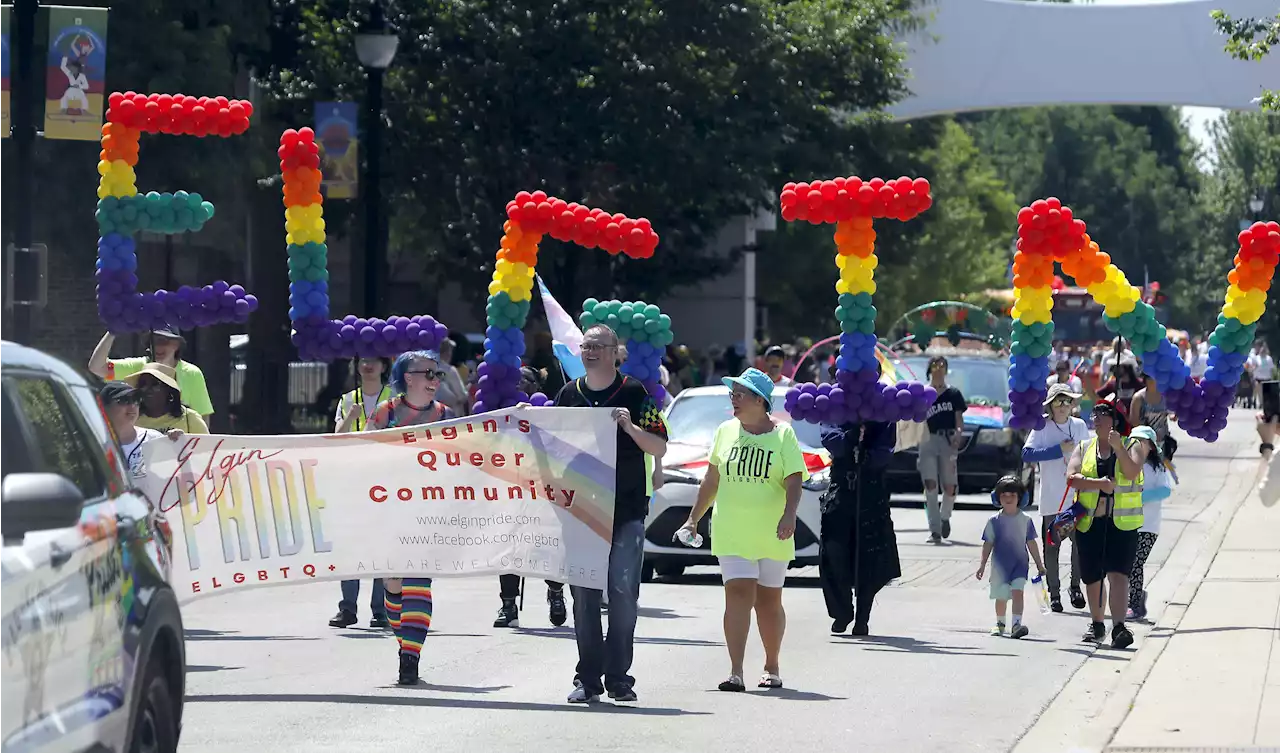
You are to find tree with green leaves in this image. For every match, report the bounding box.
[1211,9,1279,111]
[261,0,918,310]
[961,106,1207,326]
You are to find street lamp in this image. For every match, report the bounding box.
[1250,193,1265,215]
[355,1,398,319]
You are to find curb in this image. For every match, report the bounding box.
[1011,449,1263,753]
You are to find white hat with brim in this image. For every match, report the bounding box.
[1044,382,1083,406]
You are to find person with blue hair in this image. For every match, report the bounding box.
[366,349,455,685]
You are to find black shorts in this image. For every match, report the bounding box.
[1075,516,1139,584]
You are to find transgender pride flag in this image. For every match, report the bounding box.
[536,274,586,379]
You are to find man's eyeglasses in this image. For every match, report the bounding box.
[407,369,447,380]
[581,342,616,353]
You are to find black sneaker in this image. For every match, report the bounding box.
[493,598,520,628]
[941,520,951,539]
[831,618,852,634]
[328,609,357,628]
[548,589,567,627]
[1050,597,1064,613]
[370,614,390,629]
[851,621,870,636]
[607,686,638,702]
[1069,586,1086,610]
[1111,623,1134,649]
[1082,620,1106,643]
[397,653,420,685]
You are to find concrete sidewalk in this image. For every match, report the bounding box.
[1014,431,1280,753]
[1107,489,1280,750]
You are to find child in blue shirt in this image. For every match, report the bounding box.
[977,476,1047,638]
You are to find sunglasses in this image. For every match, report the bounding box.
[407,369,447,380]
[1050,397,1074,407]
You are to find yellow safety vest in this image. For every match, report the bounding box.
[342,385,392,432]
[1077,437,1144,532]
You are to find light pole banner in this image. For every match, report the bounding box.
[136,407,617,603]
[315,101,358,199]
[43,6,107,141]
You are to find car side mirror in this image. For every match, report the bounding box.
[2,473,85,541]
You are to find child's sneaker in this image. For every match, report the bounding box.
[1010,624,1029,639]
[989,623,1006,636]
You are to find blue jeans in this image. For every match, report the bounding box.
[339,579,386,617]
[570,518,645,694]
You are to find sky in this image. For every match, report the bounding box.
[1091,0,1226,167]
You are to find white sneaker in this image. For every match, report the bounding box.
[567,686,600,704]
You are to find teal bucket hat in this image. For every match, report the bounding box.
[722,367,774,402]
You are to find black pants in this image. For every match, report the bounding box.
[499,573,563,599]
[820,500,881,626]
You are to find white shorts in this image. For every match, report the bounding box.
[718,556,789,588]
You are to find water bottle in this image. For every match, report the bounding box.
[673,525,703,548]
[1032,574,1051,615]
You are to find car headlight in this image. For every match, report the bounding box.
[802,467,831,491]
[976,428,1013,447]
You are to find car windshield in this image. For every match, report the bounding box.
[665,393,824,449]
[898,356,1010,407]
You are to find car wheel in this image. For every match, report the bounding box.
[131,660,179,753]
[641,562,655,583]
[655,563,685,579]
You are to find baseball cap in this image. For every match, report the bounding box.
[100,382,140,404]
[152,329,186,344]
[722,367,774,402]
[764,345,786,359]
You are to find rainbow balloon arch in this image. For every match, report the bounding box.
[1006,198,1280,441]
[778,176,940,425]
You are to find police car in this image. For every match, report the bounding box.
[2,341,185,752]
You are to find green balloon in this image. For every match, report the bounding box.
[618,306,634,321]
[644,318,661,333]
[866,305,877,322]
[580,312,597,327]
[857,319,875,334]
[592,303,610,320]
[617,325,633,341]
[606,314,621,329]
[840,320,859,334]
[854,292,873,308]
[658,314,671,330]
[583,297,600,311]
[644,304,660,319]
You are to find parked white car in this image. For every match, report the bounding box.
[643,384,831,580]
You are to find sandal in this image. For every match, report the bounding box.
[758,672,783,689]
[717,674,746,692]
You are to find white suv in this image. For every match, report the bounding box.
[643,384,830,580]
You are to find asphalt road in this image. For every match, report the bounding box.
[177,415,1254,753]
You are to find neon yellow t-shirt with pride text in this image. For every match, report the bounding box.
[709,419,809,562]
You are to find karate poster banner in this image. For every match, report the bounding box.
[136,407,617,603]
[43,5,107,140]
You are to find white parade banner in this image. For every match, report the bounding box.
[135,407,617,603]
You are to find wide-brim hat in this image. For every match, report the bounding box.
[122,362,180,392]
[1044,382,1082,406]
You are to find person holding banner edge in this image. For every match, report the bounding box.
[552,324,668,704]
[329,356,394,630]
[368,350,456,685]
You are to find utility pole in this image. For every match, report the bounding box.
[6,0,40,343]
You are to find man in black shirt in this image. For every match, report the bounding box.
[554,324,668,704]
[919,356,966,543]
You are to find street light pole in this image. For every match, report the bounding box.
[6,0,38,343]
[355,1,398,320]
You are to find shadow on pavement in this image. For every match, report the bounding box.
[187,665,242,673]
[517,627,723,646]
[749,688,847,701]
[659,574,822,589]
[1057,647,1127,661]
[185,693,708,716]
[403,683,512,694]
[184,630,318,642]
[1170,625,1280,635]
[637,606,685,619]
[831,634,1015,657]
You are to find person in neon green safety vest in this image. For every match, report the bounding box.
[1066,399,1148,650]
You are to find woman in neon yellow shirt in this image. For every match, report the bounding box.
[679,367,808,692]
